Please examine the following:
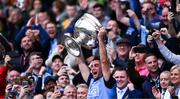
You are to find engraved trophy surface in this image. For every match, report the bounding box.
[63,13,102,56]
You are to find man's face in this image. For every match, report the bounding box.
[145,56,159,73]
[33,0,42,11]
[161,7,169,25]
[37,12,49,26]
[45,81,56,92]
[64,86,77,99]
[30,54,43,68]
[107,20,119,32]
[109,0,116,11]
[170,69,180,86]
[46,23,57,39]
[116,43,131,58]
[107,20,119,40]
[8,70,20,82]
[52,58,63,72]
[89,60,102,79]
[77,87,88,99]
[21,36,33,51]
[66,5,77,17]
[141,3,155,16]
[160,72,170,89]
[113,70,129,89]
[9,10,22,23]
[57,75,70,88]
[92,7,103,19]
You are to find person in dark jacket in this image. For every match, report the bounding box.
[112,67,143,99]
[127,53,173,98]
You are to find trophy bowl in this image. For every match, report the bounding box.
[63,13,102,57]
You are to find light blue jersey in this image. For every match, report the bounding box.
[87,76,116,99]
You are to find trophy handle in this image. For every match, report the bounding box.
[63,35,81,57]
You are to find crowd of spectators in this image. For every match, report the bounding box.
[0,0,180,99]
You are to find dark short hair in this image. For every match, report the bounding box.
[58,73,69,79]
[30,52,42,58]
[92,56,100,61]
[52,55,63,62]
[53,0,65,13]
[112,67,128,76]
[8,66,21,73]
[93,3,103,9]
[133,44,148,53]
[44,76,57,85]
[145,53,157,60]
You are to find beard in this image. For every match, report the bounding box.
[22,44,34,52]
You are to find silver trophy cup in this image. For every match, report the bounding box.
[63,13,102,57]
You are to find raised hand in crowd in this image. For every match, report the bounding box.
[108,48,117,65]
[152,30,169,46]
[26,15,39,26]
[57,44,65,54]
[25,29,40,42]
[152,86,161,99]
[34,14,39,26]
[25,15,40,42]
[26,17,35,27]
[38,66,46,76]
[147,34,154,48]
[49,86,62,99]
[167,85,175,95]
[57,66,69,76]
[50,91,61,99]
[4,55,11,66]
[6,84,21,99]
[127,9,140,28]
[57,65,76,76]
[19,85,30,99]
[129,46,137,60]
[152,31,161,40]
[127,82,135,91]
[160,28,171,39]
[5,84,13,96]
[167,11,174,22]
[152,30,165,45]
[115,0,131,26]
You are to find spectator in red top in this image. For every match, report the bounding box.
[0,64,8,99]
[129,45,149,77]
[0,53,11,98]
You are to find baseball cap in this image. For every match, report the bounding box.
[52,55,63,62]
[116,38,131,46]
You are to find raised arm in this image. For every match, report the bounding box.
[98,27,111,81]
[76,56,90,83]
[152,31,180,64]
[65,0,88,34]
[115,0,130,26]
